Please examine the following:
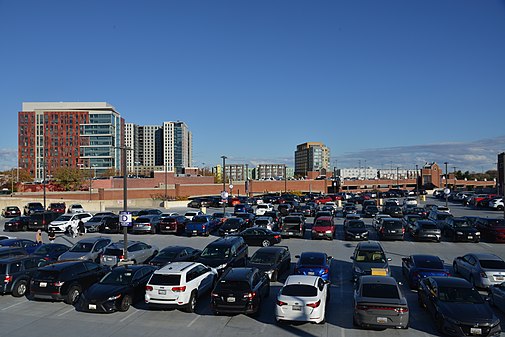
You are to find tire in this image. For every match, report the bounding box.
[435,314,444,332]
[22,225,27,231]
[184,291,197,313]
[271,270,278,282]
[353,315,360,327]
[452,262,458,275]
[261,239,271,247]
[65,285,81,304]
[498,205,504,211]
[119,294,132,312]
[12,279,28,297]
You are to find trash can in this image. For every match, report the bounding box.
[421,195,426,202]
[200,206,207,214]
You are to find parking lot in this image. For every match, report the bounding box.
[1,196,505,337]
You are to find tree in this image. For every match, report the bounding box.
[100,168,118,178]
[52,167,84,191]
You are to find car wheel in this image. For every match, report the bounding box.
[271,271,278,282]
[352,315,360,327]
[184,291,197,313]
[22,224,28,231]
[261,239,271,247]
[452,262,458,275]
[119,294,132,312]
[65,285,81,304]
[12,280,28,297]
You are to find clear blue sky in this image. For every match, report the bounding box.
[1,0,504,172]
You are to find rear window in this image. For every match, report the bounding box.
[479,260,505,269]
[420,223,438,230]
[314,220,332,227]
[149,274,181,286]
[437,214,452,220]
[217,280,250,291]
[33,270,60,281]
[362,283,399,299]
[384,222,403,229]
[299,255,324,266]
[104,248,123,257]
[415,258,444,269]
[284,217,301,223]
[281,284,317,297]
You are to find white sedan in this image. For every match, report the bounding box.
[275,275,329,324]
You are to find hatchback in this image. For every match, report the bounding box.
[132,215,161,234]
[0,255,48,297]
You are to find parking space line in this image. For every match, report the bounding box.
[187,315,199,327]
[1,300,27,311]
[481,242,491,248]
[340,326,346,337]
[120,309,139,322]
[57,308,75,317]
[260,323,266,333]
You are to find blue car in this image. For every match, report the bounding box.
[401,254,450,289]
[185,215,213,236]
[0,239,39,254]
[294,252,332,282]
[30,243,70,262]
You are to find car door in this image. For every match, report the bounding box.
[459,255,476,279]
[422,279,438,317]
[317,277,328,311]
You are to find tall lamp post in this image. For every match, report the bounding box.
[444,162,449,208]
[221,156,227,214]
[396,167,399,189]
[284,164,287,194]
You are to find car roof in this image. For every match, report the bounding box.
[207,236,242,247]
[39,260,87,270]
[412,254,442,262]
[108,240,143,248]
[156,262,198,274]
[356,241,383,251]
[76,237,111,243]
[253,246,287,254]
[221,267,255,280]
[285,275,319,286]
[0,255,36,263]
[360,275,398,285]
[468,253,502,260]
[300,251,327,258]
[160,246,193,252]
[431,276,471,288]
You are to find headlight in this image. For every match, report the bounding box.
[475,232,480,235]
[445,316,460,325]
[266,270,274,276]
[107,294,122,301]
[456,231,463,235]
[79,255,87,260]
[354,266,363,274]
[216,263,228,270]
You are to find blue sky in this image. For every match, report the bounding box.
[1,0,504,172]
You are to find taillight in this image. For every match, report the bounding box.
[54,281,64,287]
[119,255,124,260]
[202,225,206,229]
[172,286,186,292]
[243,292,256,299]
[322,268,329,275]
[356,304,368,310]
[274,235,280,239]
[211,292,219,298]
[276,300,287,306]
[306,300,321,308]
[4,275,12,283]
[402,227,405,234]
[395,307,409,313]
[480,272,488,278]
[145,286,153,291]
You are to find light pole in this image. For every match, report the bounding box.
[415,164,419,200]
[396,167,399,189]
[221,156,227,214]
[284,164,287,193]
[444,162,449,208]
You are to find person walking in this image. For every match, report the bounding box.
[35,229,43,244]
[48,228,56,243]
[78,219,85,236]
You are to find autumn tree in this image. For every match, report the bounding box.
[52,167,84,191]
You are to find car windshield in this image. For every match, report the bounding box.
[453,220,471,228]
[250,252,276,264]
[33,245,52,255]
[420,223,438,230]
[438,286,484,304]
[437,214,452,220]
[314,220,332,227]
[56,215,72,221]
[479,260,505,269]
[281,284,317,297]
[217,280,249,291]
[88,216,105,222]
[355,251,386,263]
[348,221,365,228]
[212,213,226,219]
[155,250,179,259]
[192,216,208,223]
[100,269,134,285]
[362,284,399,299]
[299,255,324,266]
[69,242,93,252]
[201,246,230,259]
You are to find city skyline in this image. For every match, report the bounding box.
[1,1,504,172]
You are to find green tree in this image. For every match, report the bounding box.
[52,167,84,191]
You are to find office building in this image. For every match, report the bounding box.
[254,164,294,180]
[294,142,330,177]
[18,102,123,181]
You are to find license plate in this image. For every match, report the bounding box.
[193,230,197,233]
[158,290,166,295]
[227,297,235,303]
[377,317,387,324]
[106,257,114,261]
[427,234,434,237]
[319,233,324,236]
[104,226,110,229]
[88,304,96,310]
[390,230,396,233]
[292,305,302,311]
[39,282,47,287]
[371,268,387,276]
[470,328,482,335]
[355,235,361,238]
[495,277,504,281]
[308,271,315,275]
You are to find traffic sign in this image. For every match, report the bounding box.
[119,211,132,227]
[221,191,229,199]
[444,188,451,195]
[229,184,234,190]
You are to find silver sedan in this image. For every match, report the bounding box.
[453,253,505,288]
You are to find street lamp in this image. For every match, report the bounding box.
[284,164,287,193]
[396,167,399,189]
[221,156,227,214]
[444,162,449,208]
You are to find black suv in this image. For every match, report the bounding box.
[28,212,61,231]
[23,202,44,216]
[197,236,248,275]
[211,267,270,315]
[30,260,108,304]
[0,256,48,297]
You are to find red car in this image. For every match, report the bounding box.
[314,196,333,204]
[1,206,21,218]
[47,202,66,214]
[311,216,335,240]
[475,218,505,242]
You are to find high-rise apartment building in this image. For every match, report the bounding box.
[18,102,123,181]
[124,121,192,174]
[294,142,330,177]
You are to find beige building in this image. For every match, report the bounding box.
[294,142,330,177]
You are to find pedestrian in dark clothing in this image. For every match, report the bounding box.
[48,228,56,243]
[78,220,85,236]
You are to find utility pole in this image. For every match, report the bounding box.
[221,156,227,214]
[284,164,287,193]
[444,162,449,208]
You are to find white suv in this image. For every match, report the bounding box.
[48,212,93,233]
[255,203,273,216]
[145,262,217,312]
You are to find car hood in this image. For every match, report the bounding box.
[346,228,368,234]
[83,283,129,302]
[312,225,333,231]
[438,302,497,324]
[59,251,91,260]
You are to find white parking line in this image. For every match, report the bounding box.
[340,326,346,337]
[1,300,27,311]
[187,315,199,327]
[260,323,266,333]
[481,242,492,248]
[57,308,75,317]
[120,309,139,322]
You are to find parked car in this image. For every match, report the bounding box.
[474,218,505,242]
[48,212,93,233]
[187,198,211,208]
[231,227,281,247]
[280,215,305,238]
[401,254,449,289]
[410,220,441,242]
[443,217,480,242]
[246,246,291,282]
[31,243,70,262]
[418,276,501,336]
[453,253,505,288]
[428,209,453,229]
[294,252,332,282]
[489,197,504,211]
[402,214,422,233]
[383,205,403,218]
[2,206,21,218]
[78,264,157,313]
[353,275,409,329]
[28,212,61,231]
[263,210,281,227]
[185,215,213,237]
[0,255,49,297]
[299,205,315,217]
[30,260,108,304]
[148,246,201,268]
[136,208,163,217]
[84,215,113,233]
[255,203,273,216]
[132,215,162,234]
[234,212,255,228]
[47,202,66,214]
[377,218,405,241]
[58,237,112,262]
[372,214,391,230]
[211,267,269,315]
[351,241,391,282]
[4,216,31,232]
[67,204,85,213]
[97,216,121,234]
[0,239,38,254]
[23,202,44,216]
[158,215,188,235]
[233,203,254,215]
[362,205,380,218]
[275,275,329,324]
[489,281,505,313]
[253,216,275,231]
[100,240,158,266]
[145,261,217,312]
[196,236,248,275]
[184,210,204,221]
[311,216,335,240]
[218,217,247,236]
[343,219,369,241]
